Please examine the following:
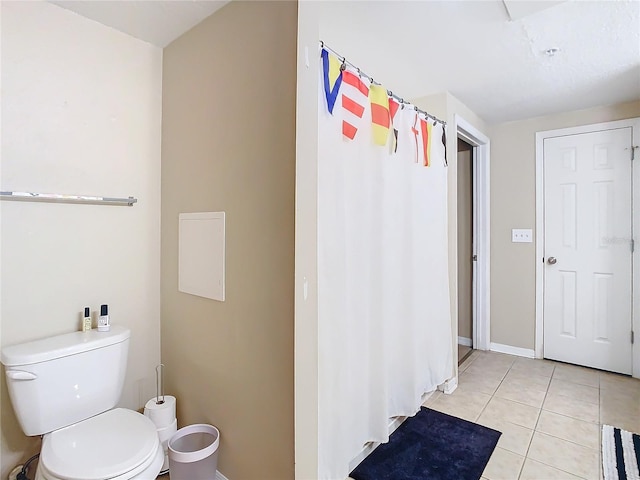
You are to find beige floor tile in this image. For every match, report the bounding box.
[527,432,599,480]
[465,362,511,381]
[429,389,492,422]
[519,458,583,480]
[481,447,524,480]
[600,386,640,405]
[547,378,599,405]
[473,351,516,366]
[552,364,599,388]
[421,390,442,408]
[482,396,541,430]
[494,381,547,408]
[458,355,476,373]
[600,400,640,434]
[510,358,556,377]
[600,380,640,408]
[458,370,503,395]
[542,392,599,424]
[502,370,551,392]
[536,410,600,449]
[476,413,534,456]
[600,372,640,395]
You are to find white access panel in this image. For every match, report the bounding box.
[179,212,225,301]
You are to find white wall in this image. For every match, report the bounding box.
[295,2,321,479]
[0,2,162,476]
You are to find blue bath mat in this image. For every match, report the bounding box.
[350,407,501,480]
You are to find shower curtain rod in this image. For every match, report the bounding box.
[320,41,447,127]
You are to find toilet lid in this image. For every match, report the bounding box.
[41,408,159,480]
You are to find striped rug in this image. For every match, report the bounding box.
[603,425,640,480]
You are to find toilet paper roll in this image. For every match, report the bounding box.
[157,418,177,473]
[144,395,176,429]
[157,418,178,445]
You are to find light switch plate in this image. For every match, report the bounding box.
[512,228,533,243]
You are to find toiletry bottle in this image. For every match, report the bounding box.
[82,307,92,332]
[98,304,110,332]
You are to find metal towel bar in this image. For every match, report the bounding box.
[0,191,137,206]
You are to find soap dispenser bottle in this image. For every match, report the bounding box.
[98,304,110,332]
[82,307,92,332]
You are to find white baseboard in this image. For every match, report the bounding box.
[217,471,230,480]
[458,336,472,347]
[490,342,535,358]
[438,377,458,394]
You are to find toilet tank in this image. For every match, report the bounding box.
[1,326,130,436]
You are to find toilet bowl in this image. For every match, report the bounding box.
[35,409,163,480]
[1,327,163,480]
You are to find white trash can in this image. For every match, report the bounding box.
[168,424,220,480]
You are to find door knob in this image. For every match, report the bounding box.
[547,257,557,265]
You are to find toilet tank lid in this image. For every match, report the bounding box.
[1,326,130,367]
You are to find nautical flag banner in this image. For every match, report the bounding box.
[321,48,343,114]
[369,85,390,146]
[388,98,400,153]
[420,118,433,167]
[341,68,369,140]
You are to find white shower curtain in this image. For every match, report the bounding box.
[317,71,453,480]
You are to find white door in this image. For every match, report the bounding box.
[543,127,633,374]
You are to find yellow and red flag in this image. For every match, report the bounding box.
[420,118,433,167]
[369,84,390,146]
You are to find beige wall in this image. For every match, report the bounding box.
[489,100,640,350]
[161,2,297,479]
[457,142,473,341]
[0,2,162,477]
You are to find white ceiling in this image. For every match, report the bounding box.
[50,1,228,48]
[49,0,640,124]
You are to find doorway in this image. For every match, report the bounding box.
[535,118,640,377]
[454,115,491,357]
[457,138,474,365]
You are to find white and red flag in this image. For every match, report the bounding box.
[340,68,369,140]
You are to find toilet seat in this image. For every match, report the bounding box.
[39,408,160,480]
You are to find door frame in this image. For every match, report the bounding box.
[454,114,491,352]
[535,117,640,378]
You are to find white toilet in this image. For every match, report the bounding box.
[1,326,163,480]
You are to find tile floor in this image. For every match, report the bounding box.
[422,350,640,480]
[458,344,473,365]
